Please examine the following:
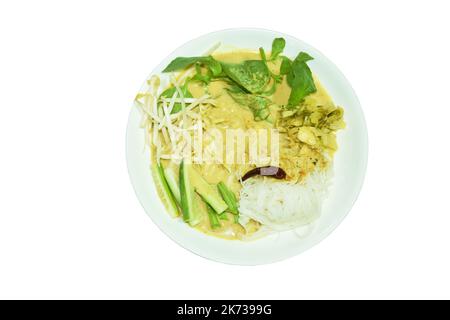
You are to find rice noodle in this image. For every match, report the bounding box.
[238,169,333,232]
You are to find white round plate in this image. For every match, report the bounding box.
[126,28,368,265]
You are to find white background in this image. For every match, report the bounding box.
[1,0,449,299]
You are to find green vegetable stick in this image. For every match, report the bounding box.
[218,212,229,221]
[152,163,179,218]
[217,182,239,215]
[179,160,201,226]
[206,203,221,229]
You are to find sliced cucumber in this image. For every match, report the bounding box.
[163,166,181,204]
[189,165,227,214]
[152,163,179,218]
[179,161,202,226]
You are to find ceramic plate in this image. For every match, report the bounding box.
[126,28,368,265]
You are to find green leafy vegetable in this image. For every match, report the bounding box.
[162,38,316,116]
[272,73,283,84]
[206,203,221,229]
[259,46,282,85]
[286,52,316,107]
[160,82,192,100]
[192,73,211,85]
[280,56,292,75]
[260,81,277,96]
[221,60,270,94]
[159,81,193,114]
[217,182,239,215]
[163,56,222,76]
[192,64,212,85]
[227,88,272,121]
[205,58,222,76]
[294,52,314,63]
[270,38,285,60]
[163,57,201,72]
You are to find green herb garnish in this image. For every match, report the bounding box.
[270,37,286,60]
[161,37,317,116]
[280,56,292,75]
[227,88,272,121]
[286,52,316,107]
[192,64,212,85]
[159,81,193,114]
[221,60,270,94]
[163,56,222,76]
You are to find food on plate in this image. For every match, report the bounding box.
[134,38,345,240]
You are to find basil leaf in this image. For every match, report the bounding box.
[205,58,223,76]
[286,53,316,107]
[192,72,211,85]
[260,81,277,96]
[159,82,193,114]
[192,64,212,85]
[294,52,314,63]
[163,56,222,76]
[280,56,292,75]
[163,57,202,72]
[260,47,283,85]
[272,74,283,84]
[270,38,286,60]
[222,60,270,94]
[160,82,192,100]
[227,89,272,121]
